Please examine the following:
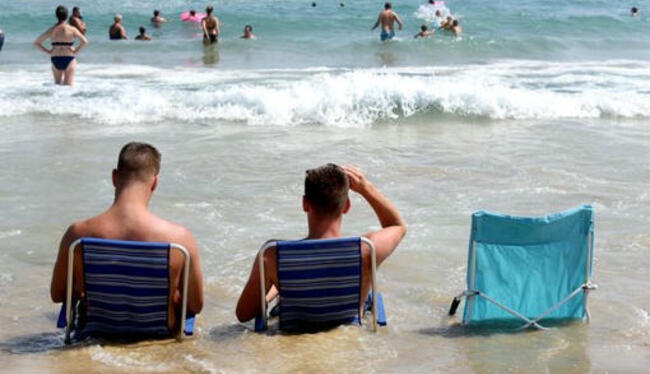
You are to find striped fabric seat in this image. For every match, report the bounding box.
[81,238,171,337]
[276,238,362,331]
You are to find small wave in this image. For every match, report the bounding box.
[1,60,649,127]
[0,229,21,239]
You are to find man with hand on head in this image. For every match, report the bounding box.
[236,163,407,324]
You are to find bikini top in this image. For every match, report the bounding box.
[52,41,74,46]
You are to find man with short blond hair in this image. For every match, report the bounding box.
[50,142,204,333]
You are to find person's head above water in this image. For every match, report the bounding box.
[72,6,80,17]
[114,14,122,23]
[452,19,459,26]
[312,2,317,7]
[56,5,68,23]
[385,2,392,10]
[421,24,428,31]
[244,25,253,32]
[428,0,434,4]
[190,9,196,16]
[304,163,350,218]
[113,142,161,189]
[435,10,441,16]
[139,27,146,35]
[206,5,213,15]
[153,10,160,17]
[631,7,638,15]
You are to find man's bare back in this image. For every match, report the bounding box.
[371,2,403,41]
[50,143,204,333]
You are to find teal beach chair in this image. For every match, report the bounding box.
[57,238,195,343]
[449,205,597,329]
[255,237,386,332]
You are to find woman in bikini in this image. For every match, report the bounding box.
[34,5,88,86]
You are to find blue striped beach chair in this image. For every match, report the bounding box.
[255,237,386,332]
[448,205,598,329]
[57,238,195,343]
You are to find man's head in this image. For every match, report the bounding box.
[421,24,428,31]
[72,7,80,17]
[154,10,160,17]
[113,142,161,189]
[303,164,350,218]
[56,5,68,23]
[206,6,214,15]
[244,25,253,33]
[452,19,459,26]
[631,7,638,15]
[139,26,146,35]
[190,9,196,16]
[114,14,122,23]
[428,0,434,4]
[435,10,441,17]
[385,2,392,10]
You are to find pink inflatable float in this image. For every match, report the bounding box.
[181,11,206,23]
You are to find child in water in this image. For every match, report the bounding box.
[414,24,434,38]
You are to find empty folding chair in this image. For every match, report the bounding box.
[449,205,597,329]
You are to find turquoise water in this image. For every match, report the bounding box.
[1,0,649,68]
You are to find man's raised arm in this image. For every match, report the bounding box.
[343,166,407,266]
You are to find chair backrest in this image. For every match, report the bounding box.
[275,237,364,331]
[80,238,172,336]
[63,238,191,342]
[463,205,594,325]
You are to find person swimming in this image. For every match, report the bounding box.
[68,7,86,35]
[201,6,220,44]
[135,27,151,41]
[414,24,434,38]
[631,7,638,17]
[109,14,127,40]
[34,5,88,86]
[241,25,256,39]
[440,15,453,29]
[451,19,462,36]
[151,9,167,25]
[371,2,403,41]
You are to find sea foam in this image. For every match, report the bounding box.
[1,60,649,127]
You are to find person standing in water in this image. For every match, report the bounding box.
[0,29,4,52]
[371,2,403,41]
[201,6,220,44]
[414,24,434,38]
[241,25,256,39]
[68,7,86,35]
[135,27,152,41]
[631,7,638,17]
[151,10,167,25]
[109,14,128,40]
[34,5,88,86]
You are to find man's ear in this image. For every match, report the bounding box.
[151,175,159,192]
[342,197,351,214]
[302,195,310,213]
[112,169,118,188]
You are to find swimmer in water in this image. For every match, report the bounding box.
[151,10,167,25]
[371,2,403,42]
[451,19,462,36]
[241,25,256,39]
[135,27,151,41]
[34,5,88,86]
[109,14,128,40]
[312,2,317,7]
[414,24,434,38]
[201,6,220,44]
[440,15,453,30]
[631,7,638,17]
[68,7,86,35]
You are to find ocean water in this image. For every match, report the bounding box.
[1,0,650,373]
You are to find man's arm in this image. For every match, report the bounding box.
[371,14,381,30]
[181,230,204,314]
[215,17,221,35]
[343,166,407,266]
[50,224,81,302]
[395,13,403,30]
[201,19,209,38]
[235,247,276,322]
